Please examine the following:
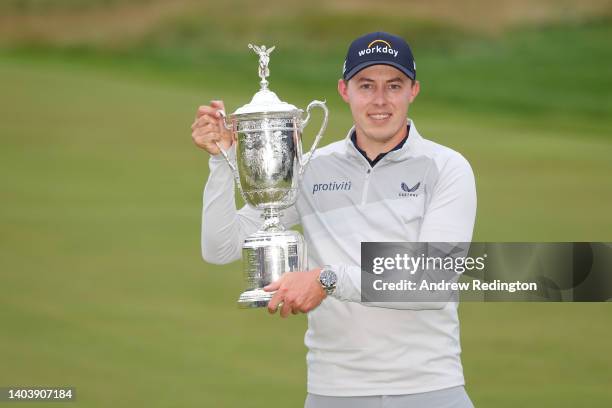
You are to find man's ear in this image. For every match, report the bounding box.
[338,79,350,103]
[409,80,420,104]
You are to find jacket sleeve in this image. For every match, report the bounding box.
[329,152,477,309]
[201,147,300,265]
[417,152,477,243]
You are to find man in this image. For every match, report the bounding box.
[192,32,477,408]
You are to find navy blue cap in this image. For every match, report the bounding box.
[342,32,416,81]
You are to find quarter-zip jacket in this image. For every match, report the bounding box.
[201,120,477,396]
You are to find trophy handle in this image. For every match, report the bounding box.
[213,110,244,196]
[217,110,234,131]
[298,100,328,176]
[214,110,236,172]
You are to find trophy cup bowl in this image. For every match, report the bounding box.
[213,44,328,308]
[234,111,300,209]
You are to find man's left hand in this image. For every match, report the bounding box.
[264,268,326,318]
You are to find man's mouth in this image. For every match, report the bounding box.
[368,113,392,121]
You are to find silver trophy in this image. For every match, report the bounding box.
[215,44,328,308]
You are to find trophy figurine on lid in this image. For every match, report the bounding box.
[215,44,328,308]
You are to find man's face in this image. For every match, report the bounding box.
[338,65,419,144]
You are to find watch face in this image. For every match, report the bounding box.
[321,269,337,287]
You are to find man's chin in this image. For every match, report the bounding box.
[363,128,396,143]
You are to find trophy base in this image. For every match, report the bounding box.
[238,228,307,309]
[237,289,273,308]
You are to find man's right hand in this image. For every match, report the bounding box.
[191,100,234,156]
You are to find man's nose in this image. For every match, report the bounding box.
[372,87,387,106]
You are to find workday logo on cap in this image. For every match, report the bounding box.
[343,31,416,81]
[358,39,399,58]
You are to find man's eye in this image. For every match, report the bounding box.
[389,84,401,90]
[360,84,372,89]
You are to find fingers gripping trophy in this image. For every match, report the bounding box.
[215,44,329,308]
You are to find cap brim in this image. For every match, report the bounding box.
[344,60,415,81]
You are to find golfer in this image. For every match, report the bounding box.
[192,32,477,408]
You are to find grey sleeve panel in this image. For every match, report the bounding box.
[418,151,477,242]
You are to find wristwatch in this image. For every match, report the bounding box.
[318,265,337,296]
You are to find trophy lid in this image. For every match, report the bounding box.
[231,44,300,117]
[233,88,298,115]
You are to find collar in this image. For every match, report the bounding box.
[344,119,422,166]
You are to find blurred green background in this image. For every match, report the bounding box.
[1,0,611,407]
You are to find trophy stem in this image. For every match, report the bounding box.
[261,208,284,232]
